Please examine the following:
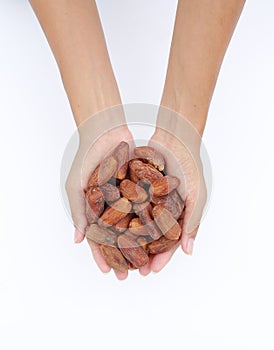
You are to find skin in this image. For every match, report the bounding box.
[29,0,246,279]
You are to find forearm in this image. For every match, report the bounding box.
[29,0,121,126]
[161,0,246,136]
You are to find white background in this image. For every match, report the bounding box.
[1,1,274,349]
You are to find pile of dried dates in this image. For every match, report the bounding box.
[85,141,184,272]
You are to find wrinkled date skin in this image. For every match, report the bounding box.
[84,142,184,272]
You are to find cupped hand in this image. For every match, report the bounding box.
[139,122,207,276]
[65,109,134,280]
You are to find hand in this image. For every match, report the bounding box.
[139,118,207,275]
[65,109,134,280]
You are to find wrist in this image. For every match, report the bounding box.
[66,75,122,127]
[160,88,208,138]
[160,56,213,137]
[153,104,203,158]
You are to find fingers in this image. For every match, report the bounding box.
[86,238,111,273]
[181,225,199,255]
[183,192,206,234]
[139,258,152,276]
[178,179,206,254]
[150,242,180,273]
[114,269,128,280]
[86,237,153,278]
[65,177,88,241]
[74,229,85,243]
[180,154,207,230]
[179,194,202,255]
[87,238,130,280]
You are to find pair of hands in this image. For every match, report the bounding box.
[65,110,207,280]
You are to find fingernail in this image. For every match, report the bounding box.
[186,238,195,255]
[74,230,83,243]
